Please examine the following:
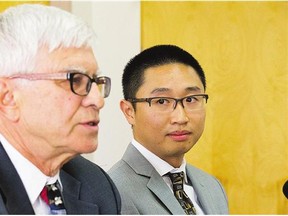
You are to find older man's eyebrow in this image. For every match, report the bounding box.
[62,66,101,76]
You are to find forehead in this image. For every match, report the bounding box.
[34,46,98,74]
[138,63,204,97]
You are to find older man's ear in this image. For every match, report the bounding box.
[0,79,19,122]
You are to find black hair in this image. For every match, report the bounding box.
[122,44,206,100]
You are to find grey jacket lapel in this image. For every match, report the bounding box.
[147,170,186,215]
[186,166,218,214]
[123,144,185,215]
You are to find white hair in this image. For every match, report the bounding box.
[0,3,97,76]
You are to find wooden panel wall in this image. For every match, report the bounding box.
[142,2,288,214]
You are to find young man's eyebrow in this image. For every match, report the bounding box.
[150,88,170,94]
[150,86,203,95]
[185,86,202,92]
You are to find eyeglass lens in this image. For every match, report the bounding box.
[150,95,207,112]
[70,73,111,97]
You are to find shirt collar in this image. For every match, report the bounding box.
[0,133,60,205]
[131,139,188,182]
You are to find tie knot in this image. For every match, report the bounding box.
[40,180,66,214]
[168,172,184,184]
[168,172,185,191]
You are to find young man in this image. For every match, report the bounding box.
[108,45,228,214]
[0,4,120,214]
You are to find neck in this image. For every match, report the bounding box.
[163,155,184,168]
[0,129,74,176]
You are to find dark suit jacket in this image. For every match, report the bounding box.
[0,143,121,214]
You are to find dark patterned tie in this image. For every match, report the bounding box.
[40,181,66,215]
[168,172,196,215]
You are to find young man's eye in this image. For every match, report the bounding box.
[155,98,170,105]
[186,96,197,103]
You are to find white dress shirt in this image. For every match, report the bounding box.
[132,139,204,214]
[0,133,62,214]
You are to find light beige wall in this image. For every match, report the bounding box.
[142,1,288,214]
[70,1,140,169]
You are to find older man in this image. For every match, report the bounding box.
[0,3,120,214]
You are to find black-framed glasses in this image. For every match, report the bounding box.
[127,94,208,112]
[8,72,111,97]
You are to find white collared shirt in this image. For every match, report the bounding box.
[132,139,204,214]
[0,133,62,214]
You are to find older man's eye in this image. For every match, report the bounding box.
[72,74,86,87]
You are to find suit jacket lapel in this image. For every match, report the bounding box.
[0,142,101,214]
[123,144,185,215]
[147,169,186,214]
[0,193,7,214]
[186,166,218,214]
[60,170,99,214]
[0,143,34,214]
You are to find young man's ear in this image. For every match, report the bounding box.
[0,79,19,122]
[120,99,136,126]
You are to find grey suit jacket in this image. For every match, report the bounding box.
[0,143,121,214]
[108,144,228,215]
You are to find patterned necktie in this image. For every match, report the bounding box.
[168,172,196,215]
[40,181,67,215]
